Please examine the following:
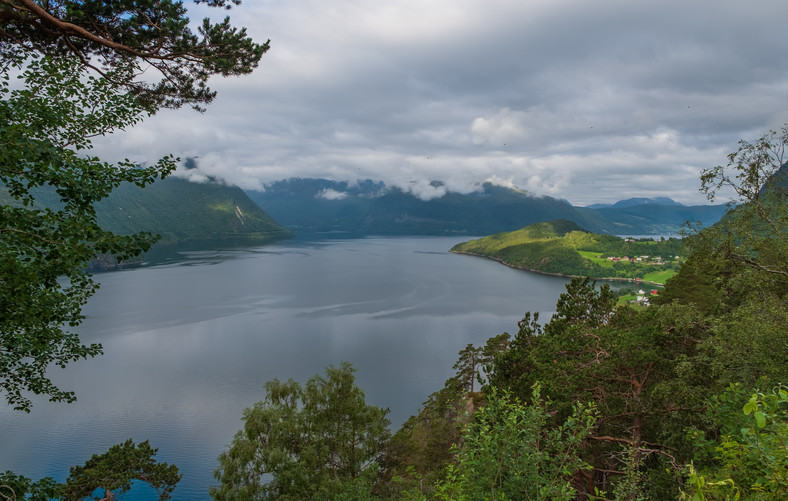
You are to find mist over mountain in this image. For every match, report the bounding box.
[247,178,730,236]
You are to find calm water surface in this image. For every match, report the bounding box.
[1,236,570,499]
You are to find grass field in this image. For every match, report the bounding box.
[641,268,676,284]
[578,250,677,284]
[578,250,615,268]
[617,294,650,309]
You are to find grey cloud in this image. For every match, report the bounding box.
[90,0,788,206]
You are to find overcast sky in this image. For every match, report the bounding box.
[93,0,788,206]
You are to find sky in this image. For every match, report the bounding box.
[92,0,788,206]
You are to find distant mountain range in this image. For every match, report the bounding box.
[2,174,733,242]
[246,178,730,236]
[584,197,683,209]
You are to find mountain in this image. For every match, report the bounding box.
[247,179,611,236]
[759,162,788,195]
[247,178,729,236]
[576,203,729,236]
[95,176,292,243]
[585,197,683,209]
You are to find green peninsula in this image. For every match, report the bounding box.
[450,219,684,284]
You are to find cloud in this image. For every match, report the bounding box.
[90,0,788,206]
[316,188,349,200]
[471,108,528,146]
[404,180,448,201]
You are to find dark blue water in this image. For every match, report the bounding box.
[1,237,570,499]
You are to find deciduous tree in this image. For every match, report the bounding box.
[434,386,597,501]
[485,278,709,497]
[212,363,391,500]
[0,0,266,410]
[0,53,176,410]
[683,384,788,500]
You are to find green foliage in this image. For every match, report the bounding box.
[64,440,181,500]
[0,0,268,112]
[211,363,391,500]
[545,276,616,334]
[433,386,597,501]
[695,292,788,391]
[390,128,788,500]
[1,0,267,412]
[0,440,178,501]
[666,127,788,311]
[484,278,712,498]
[381,377,466,499]
[0,53,176,411]
[1,1,266,495]
[451,220,586,255]
[380,337,511,498]
[452,220,684,282]
[453,344,483,393]
[684,384,788,500]
[0,471,62,501]
[95,177,293,245]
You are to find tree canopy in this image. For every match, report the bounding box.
[0,439,180,500]
[0,0,268,111]
[1,2,264,498]
[0,52,177,411]
[380,127,788,499]
[212,363,391,500]
[0,1,267,410]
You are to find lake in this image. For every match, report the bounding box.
[0,236,571,499]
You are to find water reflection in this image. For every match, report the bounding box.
[1,237,569,500]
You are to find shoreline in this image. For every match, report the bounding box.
[449,249,666,287]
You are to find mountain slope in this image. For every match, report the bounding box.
[451,220,684,282]
[577,203,729,235]
[96,177,292,243]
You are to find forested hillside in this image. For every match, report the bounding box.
[451,219,683,283]
[212,129,788,500]
[1,176,292,246]
[96,177,292,243]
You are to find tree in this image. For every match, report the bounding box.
[452,344,482,393]
[0,440,179,501]
[379,335,515,498]
[484,278,711,498]
[433,386,597,501]
[211,363,391,500]
[688,125,788,300]
[683,384,788,500]
[0,1,266,410]
[384,128,788,500]
[0,0,269,111]
[64,440,181,501]
[0,53,176,410]
[0,471,61,501]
